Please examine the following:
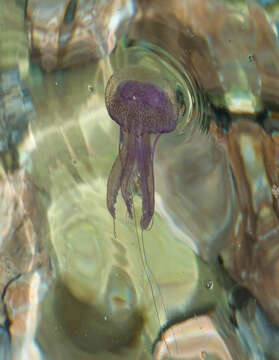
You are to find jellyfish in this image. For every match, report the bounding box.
[105,67,180,229]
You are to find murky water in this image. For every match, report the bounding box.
[1,0,279,359]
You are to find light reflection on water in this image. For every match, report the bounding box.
[1,0,279,359]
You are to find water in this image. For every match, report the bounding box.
[1,0,279,359]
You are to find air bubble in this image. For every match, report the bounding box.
[205,280,213,290]
[248,54,256,63]
[88,85,94,93]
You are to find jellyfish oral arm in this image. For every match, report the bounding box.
[106,131,155,229]
[107,130,136,220]
[120,132,136,219]
[106,145,123,220]
[136,133,155,229]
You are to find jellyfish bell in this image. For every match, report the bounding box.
[105,66,181,135]
[107,80,178,136]
[105,66,183,229]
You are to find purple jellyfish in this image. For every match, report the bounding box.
[105,73,179,229]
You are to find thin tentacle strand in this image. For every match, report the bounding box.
[136,133,155,230]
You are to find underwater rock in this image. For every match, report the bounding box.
[153,314,237,360]
[221,120,279,325]
[154,127,237,263]
[133,0,279,113]
[3,269,49,360]
[0,167,51,358]
[0,69,35,166]
[26,0,134,71]
[0,169,49,294]
[0,326,11,360]
[0,0,29,75]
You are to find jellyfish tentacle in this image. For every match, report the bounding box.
[136,133,155,229]
[107,139,128,219]
[120,132,136,219]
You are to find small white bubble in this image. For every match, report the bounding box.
[248,54,256,63]
[88,85,94,93]
[205,280,213,290]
